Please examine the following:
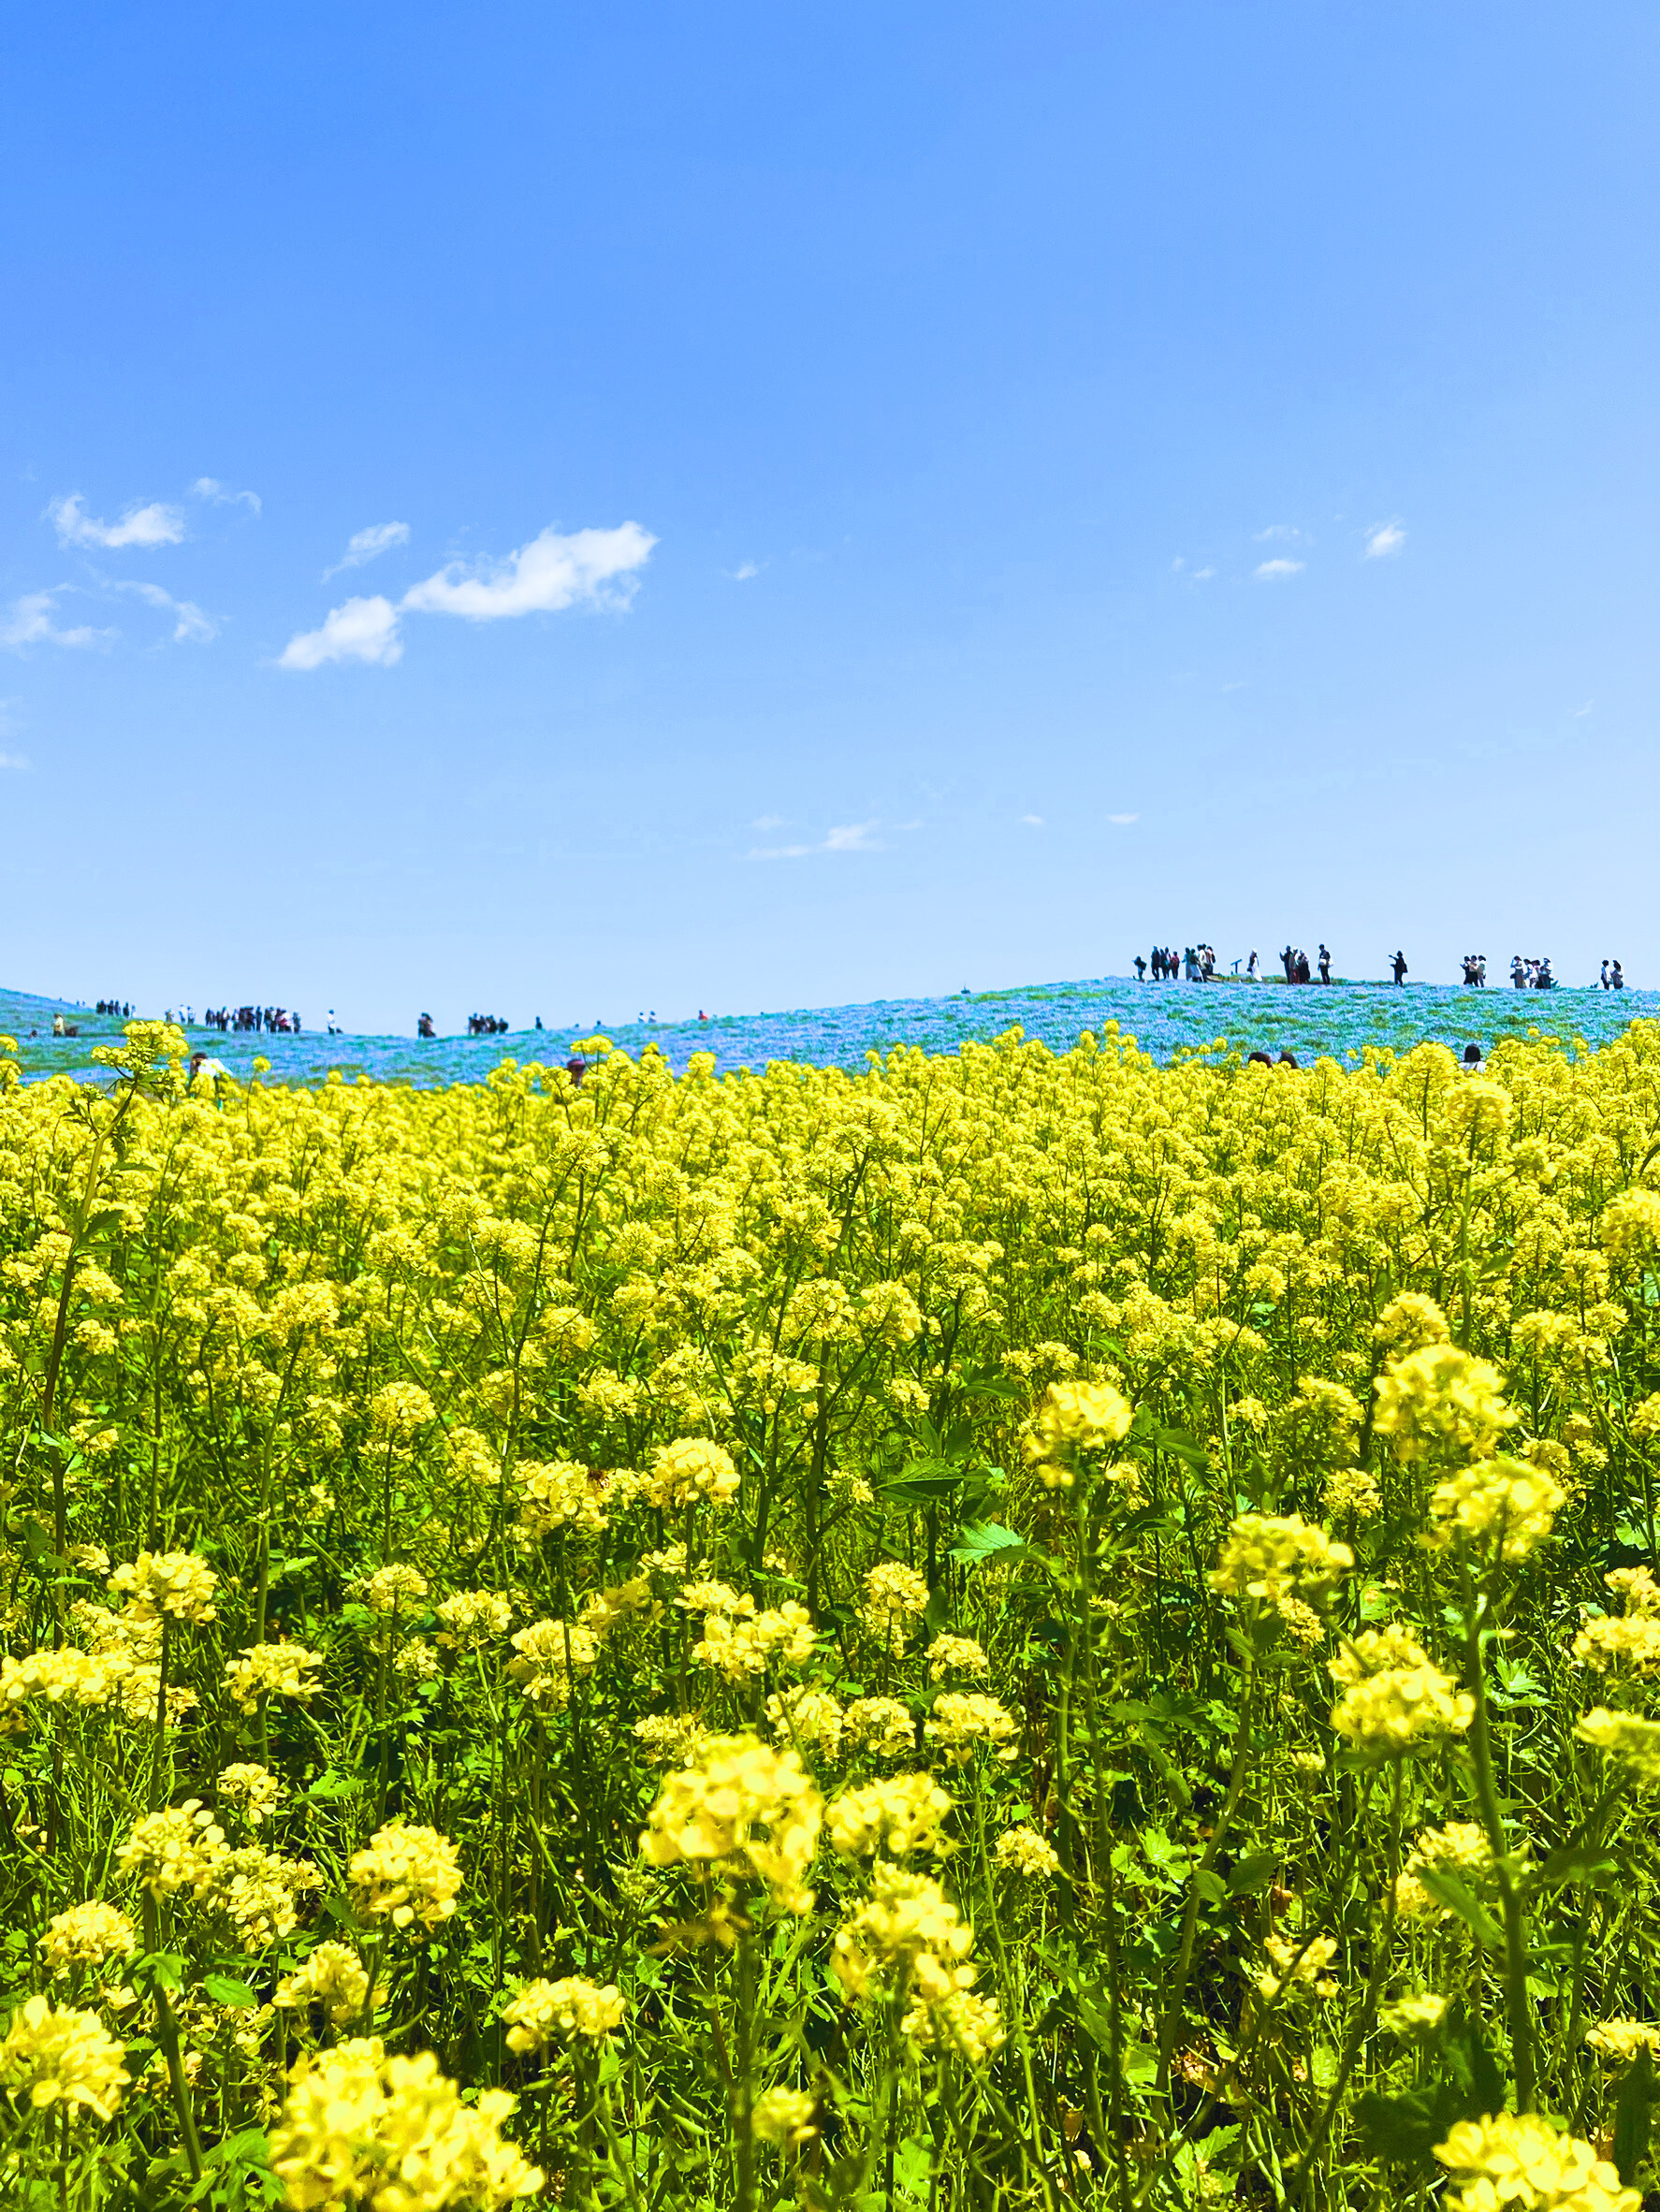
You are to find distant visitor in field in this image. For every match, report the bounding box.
[1391,950,1408,985]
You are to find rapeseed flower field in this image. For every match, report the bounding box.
[3,1016,1660,2207]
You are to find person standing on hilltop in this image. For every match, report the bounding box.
[1318,943,1332,984]
[1391,951,1408,985]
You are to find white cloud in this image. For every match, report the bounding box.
[279,595,401,670]
[325,521,411,578]
[48,492,184,550]
[284,519,657,673]
[0,750,26,770]
[191,478,261,515]
[1363,520,1405,559]
[115,580,217,643]
[750,820,882,860]
[401,521,656,621]
[729,560,761,581]
[750,814,785,831]
[1192,565,1216,580]
[1572,699,1594,718]
[1171,556,1185,572]
[2,589,114,650]
[1254,558,1304,581]
[1020,813,1043,826]
[1108,812,1140,825]
[1254,523,1303,543]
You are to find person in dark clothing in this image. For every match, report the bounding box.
[1391,951,1408,985]
[1318,944,1332,984]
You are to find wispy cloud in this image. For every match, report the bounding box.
[1108,812,1140,825]
[114,580,217,643]
[325,521,410,579]
[1572,700,1594,719]
[0,751,26,770]
[401,522,655,620]
[1254,558,1304,581]
[750,814,785,832]
[729,560,761,581]
[191,478,261,515]
[1019,813,1043,826]
[1254,523,1303,543]
[285,521,657,671]
[278,595,401,671]
[2,589,114,650]
[49,492,184,550]
[750,821,882,860]
[1363,520,1405,559]
[1192,565,1216,581]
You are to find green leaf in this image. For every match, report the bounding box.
[948,1521,1027,1566]
[1356,2070,1487,2177]
[882,1470,963,1506]
[203,1973,257,2008]
[1533,1839,1623,1892]
[1192,1868,1229,1907]
[1227,1852,1280,1896]
[1416,1866,1506,1950]
[1152,1426,1210,1469]
[1613,2044,1654,2188]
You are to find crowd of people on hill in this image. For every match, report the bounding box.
[201,1006,303,1033]
[465,1013,511,1036]
[1132,946,1630,988]
[1142,945,1222,981]
[94,999,133,1017]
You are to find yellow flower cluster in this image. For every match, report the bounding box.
[1329,1627,1475,1755]
[506,1619,600,1707]
[502,1976,625,2051]
[1586,2020,1660,2067]
[276,1942,372,2027]
[109,1549,218,1624]
[1577,1708,1660,1782]
[269,2038,541,2210]
[1395,1822,1496,1920]
[644,1437,740,1510]
[225,1640,324,1712]
[927,1633,989,1681]
[517,1459,609,1539]
[347,1820,462,1935]
[692,1596,816,1681]
[218,1761,284,1825]
[116,1800,228,1898]
[0,1995,128,2123]
[1024,1378,1131,1488]
[925,1692,1019,1765]
[1210,1513,1353,1635]
[43,1900,136,1972]
[1427,1457,1565,1562]
[638,1733,823,1914]
[1255,1931,1338,2001]
[994,1825,1061,1878]
[1374,1344,1513,1465]
[860,1562,931,1653]
[429,1591,511,1651]
[1434,2112,1639,2212]
[826,1771,954,1859]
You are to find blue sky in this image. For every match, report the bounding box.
[5,4,1659,1030]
